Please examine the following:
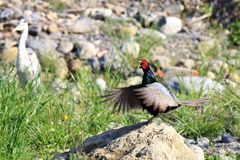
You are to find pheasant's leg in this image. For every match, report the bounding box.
[146,115,158,125]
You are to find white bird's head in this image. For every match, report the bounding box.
[13,19,28,32]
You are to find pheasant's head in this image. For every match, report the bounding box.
[139,59,150,70]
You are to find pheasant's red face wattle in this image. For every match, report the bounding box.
[140,59,149,69]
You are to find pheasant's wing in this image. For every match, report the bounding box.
[101,85,143,112]
[134,82,179,113]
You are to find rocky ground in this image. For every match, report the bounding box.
[0,0,239,159]
[53,122,240,160]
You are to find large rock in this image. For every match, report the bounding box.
[53,123,199,160]
[167,76,225,95]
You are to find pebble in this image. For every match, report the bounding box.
[95,78,107,91]
[67,58,82,74]
[209,60,228,73]
[77,42,97,60]
[165,2,184,16]
[197,38,222,52]
[28,23,42,36]
[120,42,140,58]
[197,137,209,147]
[57,41,74,54]
[68,16,96,33]
[49,30,62,40]
[0,8,14,21]
[87,57,100,71]
[48,23,58,33]
[189,145,204,160]
[221,133,237,143]
[1,41,18,63]
[138,28,167,40]
[157,16,182,35]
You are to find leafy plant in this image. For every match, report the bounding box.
[228,19,240,46]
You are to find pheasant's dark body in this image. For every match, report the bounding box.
[101,59,213,124]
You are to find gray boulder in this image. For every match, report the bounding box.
[53,123,199,160]
[167,76,225,95]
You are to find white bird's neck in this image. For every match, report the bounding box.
[18,28,28,56]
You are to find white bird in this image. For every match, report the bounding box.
[13,19,41,90]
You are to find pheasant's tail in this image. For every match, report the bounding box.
[179,94,215,106]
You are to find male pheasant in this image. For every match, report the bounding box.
[101,59,214,125]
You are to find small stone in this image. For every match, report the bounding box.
[157,16,182,35]
[0,8,14,21]
[85,8,112,20]
[57,41,74,54]
[47,10,57,21]
[26,39,58,51]
[67,59,82,74]
[197,137,209,147]
[1,41,18,63]
[12,8,23,19]
[88,57,100,71]
[48,23,58,33]
[228,72,240,83]
[121,26,136,36]
[54,58,69,79]
[95,78,106,91]
[96,50,108,58]
[165,2,184,16]
[184,139,196,146]
[138,28,167,40]
[198,38,222,53]
[126,76,142,86]
[77,42,97,59]
[152,55,171,68]
[23,10,33,17]
[178,59,195,69]
[228,59,240,66]
[218,149,226,155]
[190,53,201,60]
[49,30,62,40]
[134,12,153,27]
[221,133,237,143]
[189,145,204,160]
[28,23,42,36]
[68,16,96,33]
[206,71,215,79]
[209,60,228,73]
[11,0,22,6]
[32,12,41,21]
[120,42,140,58]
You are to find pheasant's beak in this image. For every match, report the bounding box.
[13,23,25,32]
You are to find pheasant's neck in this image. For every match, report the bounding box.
[142,67,157,85]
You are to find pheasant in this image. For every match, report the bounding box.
[101,59,214,125]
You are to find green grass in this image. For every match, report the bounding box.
[0,55,239,159]
[1,11,240,160]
